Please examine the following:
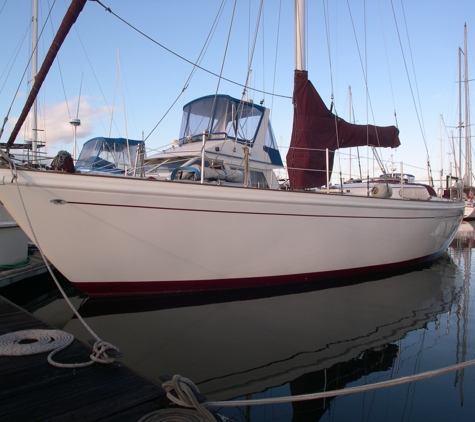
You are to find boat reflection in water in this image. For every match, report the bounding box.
[31,256,466,420]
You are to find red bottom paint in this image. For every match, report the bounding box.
[73,251,444,297]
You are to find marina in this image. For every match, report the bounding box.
[0,1,474,421]
[0,222,474,421]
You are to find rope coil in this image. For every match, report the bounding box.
[162,375,216,422]
[0,329,121,368]
[0,329,73,356]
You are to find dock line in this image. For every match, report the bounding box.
[159,357,475,413]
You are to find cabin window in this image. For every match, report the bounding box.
[76,139,102,165]
[179,96,264,147]
[250,171,269,189]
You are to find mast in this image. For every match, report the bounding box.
[440,114,443,194]
[295,0,306,71]
[30,0,39,164]
[459,47,463,181]
[464,23,471,188]
[6,0,88,151]
[287,0,399,190]
[348,86,352,179]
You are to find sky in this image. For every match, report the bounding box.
[0,0,474,187]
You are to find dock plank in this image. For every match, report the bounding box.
[0,295,169,422]
[0,250,49,288]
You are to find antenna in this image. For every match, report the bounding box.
[70,73,83,162]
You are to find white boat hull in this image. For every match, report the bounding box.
[0,169,464,296]
[0,204,28,266]
[463,202,475,220]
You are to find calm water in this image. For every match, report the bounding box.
[2,222,475,421]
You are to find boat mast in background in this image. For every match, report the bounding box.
[458,46,463,181]
[6,0,88,153]
[29,0,39,165]
[464,23,472,188]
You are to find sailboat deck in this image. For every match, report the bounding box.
[0,295,169,421]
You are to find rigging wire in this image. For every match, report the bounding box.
[322,0,343,182]
[207,0,238,133]
[145,0,228,142]
[399,0,427,144]
[270,0,283,119]
[345,2,380,142]
[0,0,8,15]
[90,0,291,100]
[399,0,434,187]
[389,0,434,185]
[43,0,72,122]
[346,0,393,179]
[260,2,265,103]
[0,0,57,141]
[322,0,335,105]
[0,24,30,97]
[241,0,264,100]
[70,22,126,137]
[377,0,397,127]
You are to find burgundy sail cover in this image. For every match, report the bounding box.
[286,70,400,189]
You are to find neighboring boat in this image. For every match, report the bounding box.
[75,137,146,175]
[0,205,29,269]
[0,0,465,297]
[464,195,475,221]
[456,24,474,221]
[0,0,45,270]
[142,94,283,188]
[338,173,438,200]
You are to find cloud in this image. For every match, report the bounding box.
[6,96,111,147]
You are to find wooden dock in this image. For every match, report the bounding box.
[0,295,170,422]
[0,249,49,289]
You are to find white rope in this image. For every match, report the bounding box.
[0,329,123,368]
[162,375,216,422]
[0,329,73,356]
[0,329,88,368]
[204,358,475,407]
[137,408,214,422]
[158,358,475,413]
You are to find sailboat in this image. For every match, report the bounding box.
[457,24,475,221]
[0,0,464,297]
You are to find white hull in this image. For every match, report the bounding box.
[0,204,28,266]
[0,169,464,296]
[463,203,475,220]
